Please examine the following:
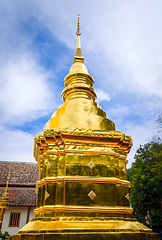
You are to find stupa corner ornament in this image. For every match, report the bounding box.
[13,15,160,240]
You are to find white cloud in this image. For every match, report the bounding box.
[107,105,129,119]
[126,122,157,168]
[0,1,60,127]
[0,52,54,126]
[95,89,110,103]
[32,0,162,101]
[89,1,162,98]
[0,127,35,162]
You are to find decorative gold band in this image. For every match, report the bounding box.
[36,176,131,187]
[34,205,133,215]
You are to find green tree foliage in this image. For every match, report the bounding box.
[129,139,162,230]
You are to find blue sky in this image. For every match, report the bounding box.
[0,0,162,168]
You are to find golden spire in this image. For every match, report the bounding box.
[44,14,115,131]
[74,14,84,63]
[5,164,11,193]
[76,14,81,36]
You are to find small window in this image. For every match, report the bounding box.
[9,212,21,227]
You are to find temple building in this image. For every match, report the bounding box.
[12,16,160,240]
[0,161,38,235]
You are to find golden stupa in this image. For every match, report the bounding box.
[13,16,160,240]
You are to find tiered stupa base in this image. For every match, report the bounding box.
[13,217,160,240]
[12,128,160,239]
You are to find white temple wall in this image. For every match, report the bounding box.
[1,206,35,235]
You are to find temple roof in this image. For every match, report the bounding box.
[0,161,38,186]
[0,162,38,206]
[0,188,37,206]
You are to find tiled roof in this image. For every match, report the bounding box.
[0,161,39,185]
[0,161,39,206]
[0,188,37,206]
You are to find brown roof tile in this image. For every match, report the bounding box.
[0,162,39,206]
[0,188,37,206]
[0,161,39,185]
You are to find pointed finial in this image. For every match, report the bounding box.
[76,14,81,36]
[5,164,11,193]
[74,14,84,63]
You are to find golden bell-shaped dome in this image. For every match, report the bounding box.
[70,62,88,74]
[44,16,115,131]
